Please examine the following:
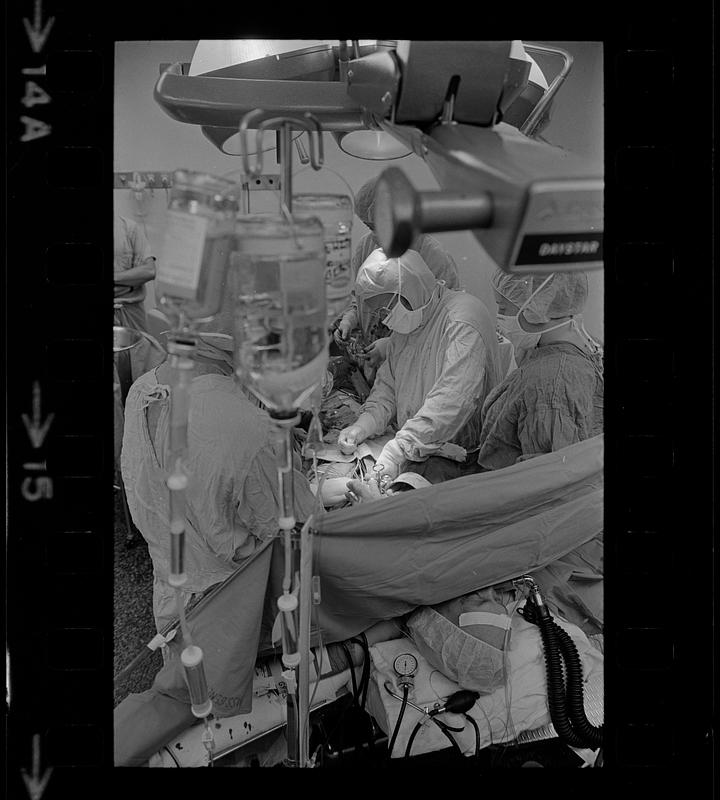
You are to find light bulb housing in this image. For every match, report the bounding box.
[333,130,412,161]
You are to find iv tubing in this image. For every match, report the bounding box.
[273,420,297,534]
[167,350,194,584]
[165,336,213,726]
[175,587,193,646]
[283,529,293,593]
[181,645,213,718]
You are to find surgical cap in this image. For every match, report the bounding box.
[193,331,234,374]
[197,332,234,352]
[194,280,237,369]
[491,269,589,324]
[355,248,437,310]
[355,177,378,227]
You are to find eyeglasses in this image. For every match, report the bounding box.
[366,296,398,318]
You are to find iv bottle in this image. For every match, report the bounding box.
[232,214,329,413]
[156,170,239,325]
[292,194,353,323]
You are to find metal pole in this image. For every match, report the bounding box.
[520,43,574,137]
[273,416,303,767]
[281,123,293,211]
[298,521,313,765]
[282,533,301,768]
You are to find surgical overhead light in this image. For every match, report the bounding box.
[189,40,339,79]
[188,39,379,79]
[154,40,602,273]
[333,129,411,161]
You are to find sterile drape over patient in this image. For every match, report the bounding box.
[114,435,603,766]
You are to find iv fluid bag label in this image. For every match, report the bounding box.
[324,236,352,299]
[158,211,210,296]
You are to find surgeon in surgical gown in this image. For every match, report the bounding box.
[333,177,461,370]
[477,269,604,470]
[338,249,501,485]
[121,328,315,632]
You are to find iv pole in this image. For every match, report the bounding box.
[238,110,326,767]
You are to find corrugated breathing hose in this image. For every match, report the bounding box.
[521,587,603,750]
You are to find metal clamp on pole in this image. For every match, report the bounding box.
[295,133,310,164]
[239,110,324,184]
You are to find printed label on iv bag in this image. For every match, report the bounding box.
[157,211,210,298]
[324,236,352,300]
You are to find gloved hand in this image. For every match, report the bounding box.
[338,425,364,455]
[333,311,356,346]
[357,336,390,368]
[344,478,384,504]
[374,438,407,484]
[319,477,356,507]
[337,413,376,455]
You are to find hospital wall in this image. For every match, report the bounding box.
[114,40,603,341]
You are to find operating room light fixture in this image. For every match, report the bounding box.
[189,40,339,76]
[333,129,412,161]
[189,39,413,160]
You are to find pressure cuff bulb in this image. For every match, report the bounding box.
[431,689,479,716]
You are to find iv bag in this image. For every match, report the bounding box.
[292,194,353,322]
[232,214,329,413]
[157,170,239,325]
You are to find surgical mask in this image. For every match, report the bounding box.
[383,299,428,333]
[496,313,543,352]
[382,261,433,334]
[497,273,572,354]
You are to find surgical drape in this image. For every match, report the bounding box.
[114,435,603,766]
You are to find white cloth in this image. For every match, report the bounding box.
[367,609,604,758]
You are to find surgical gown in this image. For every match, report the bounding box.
[114,332,166,467]
[477,341,604,470]
[121,369,315,631]
[362,286,501,460]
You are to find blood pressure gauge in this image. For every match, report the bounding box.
[393,653,418,687]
